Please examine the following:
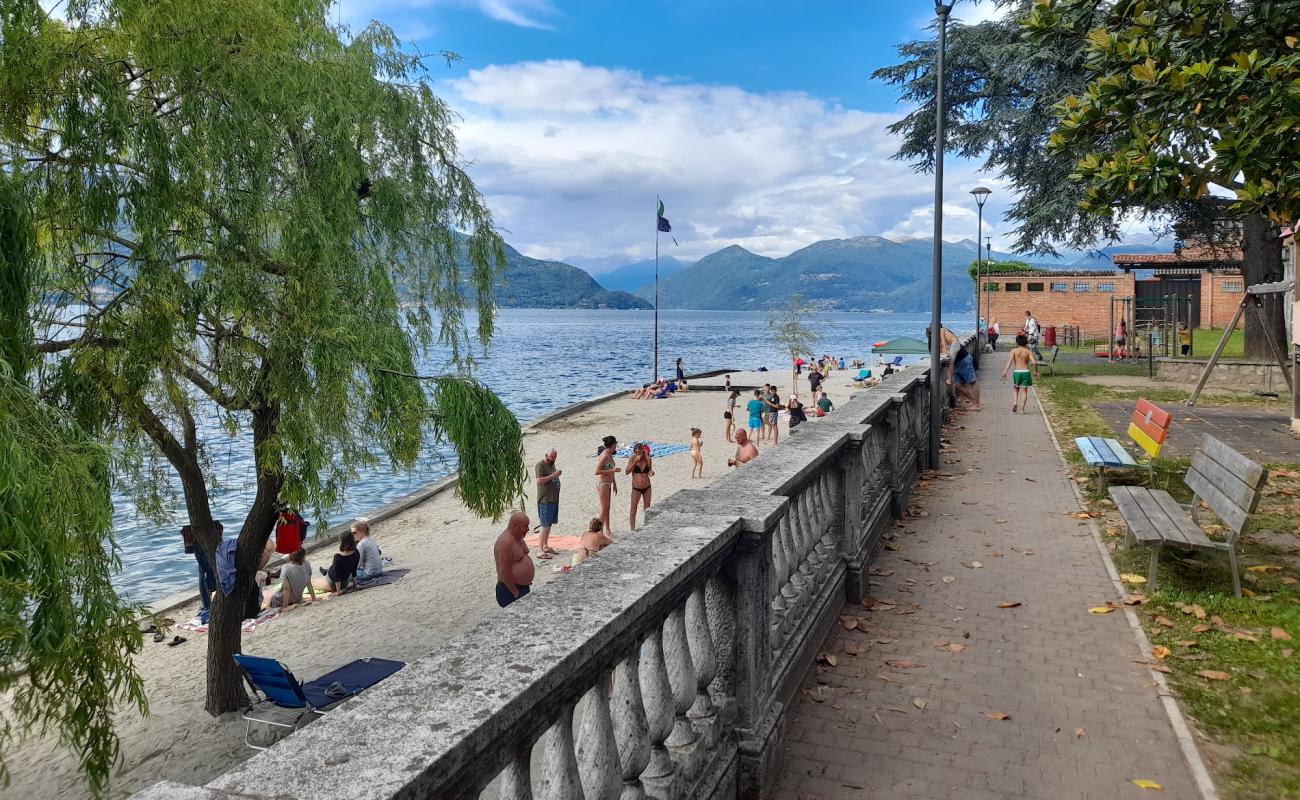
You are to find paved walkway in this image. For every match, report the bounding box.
[774,382,1204,799]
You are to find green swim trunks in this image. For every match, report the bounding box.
[1012,370,1033,387]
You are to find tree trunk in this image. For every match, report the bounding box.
[1240,213,1286,360]
[205,401,283,715]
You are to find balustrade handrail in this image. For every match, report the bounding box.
[134,335,974,800]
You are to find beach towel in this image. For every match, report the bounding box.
[605,442,691,459]
[524,533,584,552]
[176,609,280,635]
[353,567,410,590]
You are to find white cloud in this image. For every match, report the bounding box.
[334,0,556,33]
[444,60,1018,262]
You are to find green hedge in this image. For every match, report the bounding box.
[968,259,1038,282]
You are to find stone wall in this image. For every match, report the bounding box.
[131,341,968,800]
[1156,357,1291,393]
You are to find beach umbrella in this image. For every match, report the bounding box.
[871,336,931,354]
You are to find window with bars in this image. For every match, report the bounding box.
[1005,282,1022,292]
[1223,281,1243,292]
[1028,282,1044,292]
[1051,282,1068,292]
[1073,282,1092,292]
[1097,282,1116,292]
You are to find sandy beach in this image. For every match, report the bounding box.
[0,361,890,799]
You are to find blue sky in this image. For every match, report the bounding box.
[337,0,1078,268]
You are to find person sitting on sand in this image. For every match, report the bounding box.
[787,394,808,429]
[353,520,383,581]
[677,379,688,394]
[654,380,678,399]
[816,393,834,416]
[572,517,614,567]
[728,428,759,467]
[268,548,316,609]
[322,532,360,594]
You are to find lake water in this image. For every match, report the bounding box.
[112,308,935,605]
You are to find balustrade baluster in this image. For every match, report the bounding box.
[662,605,697,749]
[637,627,677,784]
[610,648,651,800]
[575,676,622,800]
[499,748,533,800]
[536,705,582,800]
[685,586,716,723]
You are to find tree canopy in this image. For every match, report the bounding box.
[1,0,527,741]
[767,293,822,389]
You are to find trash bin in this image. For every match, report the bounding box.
[1043,325,1057,347]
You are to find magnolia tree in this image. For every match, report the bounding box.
[1,0,526,759]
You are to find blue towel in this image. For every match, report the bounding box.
[607,443,691,459]
[301,658,405,708]
[216,539,239,596]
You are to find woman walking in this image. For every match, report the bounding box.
[626,442,654,530]
[595,435,621,535]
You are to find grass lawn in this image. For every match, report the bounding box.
[1054,327,1245,360]
[1038,376,1300,800]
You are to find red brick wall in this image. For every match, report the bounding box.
[1200,273,1246,329]
[981,274,1135,338]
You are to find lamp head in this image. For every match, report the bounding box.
[970,186,992,207]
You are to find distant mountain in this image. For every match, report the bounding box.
[637,236,1003,312]
[489,242,651,309]
[594,257,691,293]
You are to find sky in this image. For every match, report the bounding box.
[335,0,1070,269]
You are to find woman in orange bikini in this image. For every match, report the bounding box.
[626,442,655,530]
[595,435,621,535]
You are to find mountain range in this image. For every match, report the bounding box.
[564,255,692,293]
[486,242,651,309]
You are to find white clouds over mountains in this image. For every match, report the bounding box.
[443,59,1010,264]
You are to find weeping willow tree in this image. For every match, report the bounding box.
[0,0,527,726]
[0,174,147,793]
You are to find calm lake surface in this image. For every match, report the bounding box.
[112,308,935,604]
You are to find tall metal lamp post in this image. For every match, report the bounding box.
[928,0,954,469]
[970,186,991,365]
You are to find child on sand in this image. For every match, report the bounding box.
[690,428,703,478]
[1000,333,1039,413]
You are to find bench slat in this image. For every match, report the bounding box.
[1109,486,1170,545]
[1110,486,1216,550]
[1147,490,1218,551]
[1127,422,1164,458]
[1075,437,1105,466]
[1096,437,1137,467]
[1186,465,1252,535]
[1197,435,1267,490]
[1135,399,1173,430]
[1131,488,1196,548]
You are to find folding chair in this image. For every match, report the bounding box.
[233,654,405,749]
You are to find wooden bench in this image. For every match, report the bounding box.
[1038,345,1061,376]
[1075,398,1172,489]
[1109,435,1268,597]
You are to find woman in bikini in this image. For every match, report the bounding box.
[595,435,621,535]
[627,442,654,530]
[572,518,613,567]
[724,389,740,443]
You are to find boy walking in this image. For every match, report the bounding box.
[1000,333,1039,413]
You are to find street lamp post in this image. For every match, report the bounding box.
[984,236,993,334]
[970,186,991,366]
[928,1,954,470]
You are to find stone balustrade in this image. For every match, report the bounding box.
[133,337,971,800]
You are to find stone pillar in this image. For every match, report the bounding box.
[729,522,781,798]
[838,428,868,603]
[886,396,906,519]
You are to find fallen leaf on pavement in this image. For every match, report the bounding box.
[1075,727,1087,738]
[818,653,838,667]
[970,561,982,568]
[1069,511,1092,520]
[942,575,956,583]
[1132,779,1163,790]
[995,518,1008,524]
[1121,573,1148,584]
[948,643,966,653]
[1180,604,1207,619]
[875,638,895,644]
[1272,627,1293,641]
[1196,670,1231,681]
[1123,593,1147,605]
[912,697,928,711]
[985,711,1011,720]
[803,687,825,703]
[885,660,925,669]
[1152,645,1172,659]
[997,602,1021,609]
[1089,605,1117,614]
[839,617,859,631]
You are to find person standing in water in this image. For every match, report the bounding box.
[494,512,533,607]
[626,442,653,530]
[595,435,621,535]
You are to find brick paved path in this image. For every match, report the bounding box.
[775,385,1203,799]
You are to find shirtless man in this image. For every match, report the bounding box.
[494,511,534,608]
[728,428,760,467]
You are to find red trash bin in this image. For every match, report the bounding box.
[1043,325,1057,347]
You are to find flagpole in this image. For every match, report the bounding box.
[654,206,660,383]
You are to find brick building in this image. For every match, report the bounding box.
[979,242,1244,338]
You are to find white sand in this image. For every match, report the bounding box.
[0,362,880,799]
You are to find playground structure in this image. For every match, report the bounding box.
[1187,280,1295,408]
[1094,295,1202,361]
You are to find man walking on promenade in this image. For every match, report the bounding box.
[535,448,561,560]
[494,511,534,607]
[1023,309,1042,360]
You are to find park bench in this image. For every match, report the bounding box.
[1075,398,1172,489]
[1109,435,1268,597]
[1039,345,1060,376]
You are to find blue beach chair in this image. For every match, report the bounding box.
[232,654,405,749]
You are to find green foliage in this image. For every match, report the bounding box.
[0,175,146,795]
[428,375,527,518]
[767,293,821,387]
[0,0,527,726]
[1025,0,1300,223]
[968,259,1037,281]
